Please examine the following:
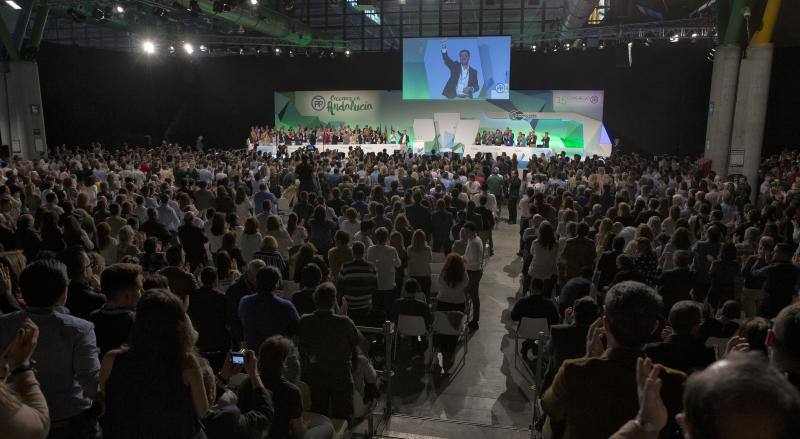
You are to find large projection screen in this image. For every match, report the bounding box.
[403,36,511,101]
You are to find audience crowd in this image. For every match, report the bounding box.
[1,142,800,439]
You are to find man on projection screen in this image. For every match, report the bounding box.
[441,39,480,99]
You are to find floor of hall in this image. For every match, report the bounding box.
[386,220,536,434]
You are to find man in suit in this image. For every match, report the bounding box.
[511,278,560,359]
[405,190,432,236]
[644,300,716,375]
[543,296,599,391]
[542,281,686,439]
[440,39,480,99]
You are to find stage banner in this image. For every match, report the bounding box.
[274,90,610,157]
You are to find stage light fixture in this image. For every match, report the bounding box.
[690,32,698,43]
[183,43,194,54]
[344,49,351,57]
[598,41,605,50]
[114,4,124,13]
[274,47,282,55]
[580,41,587,51]
[288,49,295,57]
[530,45,537,52]
[564,42,570,51]
[5,0,21,9]
[669,33,680,43]
[200,45,207,52]
[142,40,156,54]
[250,0,258,4]
[330,50,335,59]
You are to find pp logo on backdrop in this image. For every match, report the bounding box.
[310,95,326,111]
[590,95,599,104]
[509,110,525,121]
[495,83,507,94]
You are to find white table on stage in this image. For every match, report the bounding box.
[462,144,555,159]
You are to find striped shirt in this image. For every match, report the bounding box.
[253,250,288,278]
[337,259,378,313]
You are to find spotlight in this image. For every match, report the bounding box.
[669,33,680,43]
[564,42,570,51]
[239,47,245,55]
[114,4,124,13]
[644,38,652,47]
[530,45,537,52]
[183,43,194,54]
[142,40,156,54]
[93,7,105,20]
[691,32,698,43]
[344,49,351,57]
[168,45,175,54]
[274,47,282,55]
[256,48,261,55]
[5,0,22,9]
[250,0,258,4]
[200,45,207,52]
[329,50,335,58]
[288,49,295,57]
[598,41,605,50]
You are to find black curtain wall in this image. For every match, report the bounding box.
[36,41,796,157]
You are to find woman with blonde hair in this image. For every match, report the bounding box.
[208,212,228,254]
[595,217,614,256]
[406,229,432,299]
[389,231,407,291]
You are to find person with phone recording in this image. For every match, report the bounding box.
[201,350,274,439]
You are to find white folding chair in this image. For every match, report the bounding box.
[705,336,731,359]
[393,315,429,361]
[430,310,469,371]
[514,317,550,369]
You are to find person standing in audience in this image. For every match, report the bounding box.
[644,301,716,374]
[560,222,596,284]
[297,283,361,422]
[461,222,484,331]
[158,244,199,305]
[406,229,433,299]
[543,296,599,391]
[750,243,800,319]
[337,242,378,325]
[188,267,230,371]
[327,231,353,279]
[365,227,401,318]
[88,263,142,358]
[542,281,686,439]
[99,289,207,438]
[0,260,101,438]
[226,259,266,349]
[291,263,323,317]
[59,246,106,320]
[528,221,559,297]
[239,266,299,352]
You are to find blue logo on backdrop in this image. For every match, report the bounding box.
[495,83,507,94]
[311,95,326,111]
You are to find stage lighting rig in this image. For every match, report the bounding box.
[142,40,156,54]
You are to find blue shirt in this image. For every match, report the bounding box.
[253,190,278,214]
[0,306,100,421]
[239,292,300,350]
